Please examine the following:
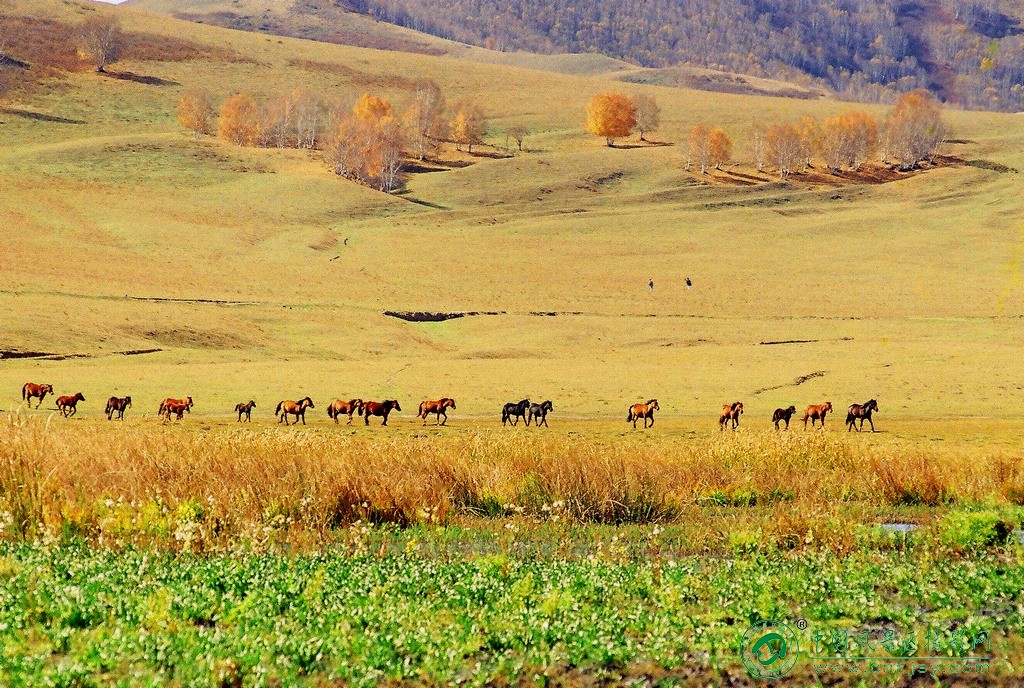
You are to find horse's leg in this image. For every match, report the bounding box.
[382,412,388,426]
[300,412,306,425]
[867,416,875,432]
[440,411,446,426]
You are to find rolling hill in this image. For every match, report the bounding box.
[130,0,1024,111]
[0,0,1022,421]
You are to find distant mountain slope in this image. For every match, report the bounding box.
[134,0,1024,111]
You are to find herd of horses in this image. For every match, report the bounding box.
[18,382,880,431]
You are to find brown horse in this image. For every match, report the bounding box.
[846,399,879,432]
[627,399,659,428]
[235,400,256,422]
[364,400,401,426]
[418,398,456,426]
[802,402,833,430]
[106,396,131,420]
[56,392,85,417]
[327,398,364,425]
[719,401,744,430]
[22,382,54,409]
[276,397,314,425]
[159,396,193,421]
[772,405,797,430]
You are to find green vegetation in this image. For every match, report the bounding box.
[1,538,1022,685]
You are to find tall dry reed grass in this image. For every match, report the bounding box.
[1,414,1021,546]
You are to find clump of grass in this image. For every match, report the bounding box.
[1,415,1022,548]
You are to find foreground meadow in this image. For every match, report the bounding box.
[2,416,1024,684]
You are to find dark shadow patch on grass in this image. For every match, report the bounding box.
[104,71,180,87]
[0,107,85,124]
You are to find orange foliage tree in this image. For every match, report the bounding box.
[218,93,260,146]
[450,101,487,153]
[326,93,405,192]
[176,88,212,138]
[819,110,877,172]
[708,127,732,170]
[586,92,636,147]
[766,122,803,179]
[882,89,944,169]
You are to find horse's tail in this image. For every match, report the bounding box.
[846,411,855,424]
[418,402,425,418]
[627,408,633,422]
[326,405,334,419]
[502,408,509,423]
[275,401,283,416]
[21,383,28,400]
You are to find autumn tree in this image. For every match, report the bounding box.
[766,122,803,179]
[293,90,325,150]
[688,123,712,173]
[77,15,125,73]
[404,78,447,160]
[586,92,636,147]
[820,110,877,171]
[508,124,528,152]
[749,121,769,172]
[632,94,660,141]
[218,93,260,146]
[176,88,212,138]
[708,127,731,170]
[883,89,944,169]
[796,115,817,170]
[326,93,405,192]
[450,101,486,153]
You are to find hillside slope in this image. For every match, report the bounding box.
[0,0,1023,418]
[133,0,1024,111]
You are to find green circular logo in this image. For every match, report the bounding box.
[741,620,799,680]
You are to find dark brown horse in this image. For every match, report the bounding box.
[418,398,456,426]
[22,382,54,409]
[502,399,530,426]
[235,400,256,422]
[364,400,401,426]
[276,397,314,425]
[802,402,833,430]
[527,400,553,427]
[846,399,879,432]
[628,399,660,428]
[719,401,744,430]
[106,396,131,420]
[772,405,797,430]
[327,398,364,425]
[56,392,85,417]
[160,396,193,421]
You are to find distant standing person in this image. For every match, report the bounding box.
[685,277,692,290]
[649,279,654,291]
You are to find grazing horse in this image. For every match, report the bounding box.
[719,401,744,430]
[276,397,314,425]
[21,382,54,409]
[802,402,833,430]
[627,399,660,428]
[327,398,364,425]
[527,400,553,427]
[846,399,879,432]
[159,396,193,421]
[772,405,797,430]
[235,400,256,422]
[418,398,456,426]
[364,400,401,426]
[56,392,85,417]
[502,399,530,427]
[105,396,131,420]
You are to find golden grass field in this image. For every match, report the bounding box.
[1,0,1023,436]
